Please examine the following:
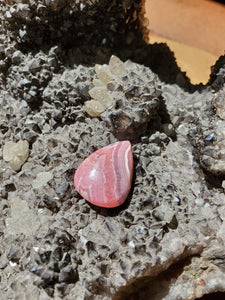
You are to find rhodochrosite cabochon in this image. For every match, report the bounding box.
[74,141,133,208]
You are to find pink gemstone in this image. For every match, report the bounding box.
[74,141,133,208]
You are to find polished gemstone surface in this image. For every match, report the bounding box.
[74,141,133,208]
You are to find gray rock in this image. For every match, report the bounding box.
[0,3,225,298]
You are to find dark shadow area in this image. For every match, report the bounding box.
[1,0,205,93]
[202,169,225,190]
[199,292,225,300]
[191,146,225,191]
[61,42,200,93]
[113,256,197,300]
[213,0,225,4]
[188,121,225,191]
[104,93,176,143]
[145,96,177,142]
[208,55,225,91]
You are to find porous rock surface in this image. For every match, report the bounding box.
[1,2,225,300]
[0,0,148,63]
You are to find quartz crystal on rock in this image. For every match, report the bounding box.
[88,86,114,109]
[74,141,133,208]
[3,140,29,171]
[32,171,53,189]
[86,57,163,140]
[84,100,105,117]
[95,64,113,84]
[85,55,127,117]
[109,55,127,77]
[92,78,105,87]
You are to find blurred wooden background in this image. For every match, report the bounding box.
[146,0,225,84]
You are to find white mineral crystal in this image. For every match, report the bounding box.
[88,86,114,109]
[92,78,105,87]
[3,140,29,171]
[6,197,40,235]
[128,240,135,248]
[85,55,126,117]
[94,64,113,84]
[84,100,105,117]
[32,171,53,189]
[109,55,127,77]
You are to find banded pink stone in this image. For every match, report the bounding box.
[74,141,133,208]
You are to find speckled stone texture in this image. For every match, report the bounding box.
[0,0,147,64]
[1,1,225,300]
